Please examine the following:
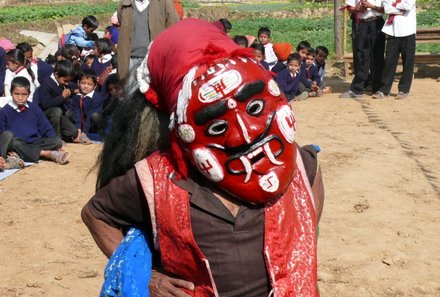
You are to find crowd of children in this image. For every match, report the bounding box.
[0,15,331,170]
[0,14,122,170]
[232,26,331,102]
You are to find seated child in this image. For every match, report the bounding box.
[257,27,277,70]
[16,42,53,85]
[105,12,120,49]
[315,45,331,94]
[304,48,323,97]
[70,69,104,143]
[272,42,293,74]
[250,43,270,70]
[5,49,39,101]
[83,54,95,69]
[97,73,123,137]
[65,15,99,52]
[275,53,308,101]
[89,38,113,77]
[232,35,248,48]
[36,60,78,142]
[0,77,70,165]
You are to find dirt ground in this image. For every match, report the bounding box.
[0,76,439,296]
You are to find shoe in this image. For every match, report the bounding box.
[339,90,363,99]
[372,91,389,99]
[308,91,317,97]
[395,92,409,100]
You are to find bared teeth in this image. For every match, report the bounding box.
[247,147,263,160]
[264,143,283,165]
[239,156,252,183]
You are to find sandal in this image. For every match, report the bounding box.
[5,155,25,169]
[50,151,71,165]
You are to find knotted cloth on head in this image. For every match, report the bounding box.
[136,18,254,178]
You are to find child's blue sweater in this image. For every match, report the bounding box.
[276,68,303,96]
[70,91,104,133]
[0,102,56,144]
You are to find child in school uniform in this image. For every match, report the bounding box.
[304,48,323,97]
[250,43,270,70]
[257,27,278,70]
[89,38,113,77]
[0,77,70,165]
[275,53,308,101]
[36,60,78,142]
[65,15,99,53]
[16,42,53,85]
[70,69,104,144]
[4,49,39,102]
[315,46,331,94]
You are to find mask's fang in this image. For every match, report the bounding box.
[264,143,283,165]
[239,156,252,183]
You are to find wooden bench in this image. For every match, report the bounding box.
[343,27,440,79]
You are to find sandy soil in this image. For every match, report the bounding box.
[0,77,439,296]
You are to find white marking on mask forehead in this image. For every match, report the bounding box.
[268,79,281,96]
[193,148,224,182]
[236,114,251,144]
[227,98,237,109]
[177,124,195,143]
[229,59,237,65]
[276,105,296,143]
[198,70,242,103]
[259,171,280,193]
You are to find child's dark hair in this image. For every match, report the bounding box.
[61,44,81,61]
[308,48,316,57]
[251,43,265,55]
[287,53,301,64]
[105,73,121,89]
[54,60,77,78]
[316,45,329,56]
[6,49,36,83]
[95,38,113,55]
[219,18,232,33]
[82,15,99,29]
[45,54,57,66]
[10,76,31,93]
[296,40,311,52]
[85,54,95,62]
[258,27,271,37]
[80,68,98,84]
[233,35,248,47]
[16,42,33,54]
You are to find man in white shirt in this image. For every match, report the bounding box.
[373,0,416,99]
[340,0,386,99]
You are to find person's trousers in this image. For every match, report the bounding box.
[350,18,386,94]
[0,130,62,162]
[379,34,416,95]
[44,107,78,142]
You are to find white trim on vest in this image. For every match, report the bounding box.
[135,159,159,251]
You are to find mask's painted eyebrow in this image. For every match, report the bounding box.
[234,80,265,102]
[194,100,228,125]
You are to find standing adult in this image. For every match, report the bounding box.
[117,0,179,90]
[82,19,324,297]
[340,0,386,99]
[372,0,417,100]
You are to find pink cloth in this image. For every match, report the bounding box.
[0,39,15,51]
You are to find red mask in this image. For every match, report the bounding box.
[175,58,297,204]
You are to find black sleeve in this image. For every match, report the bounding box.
[299,145,319,186]
[85,168,151,229]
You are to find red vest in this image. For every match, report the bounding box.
[135,151,318,297]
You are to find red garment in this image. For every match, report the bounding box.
[135,151,319,297]
[387,0,402,24]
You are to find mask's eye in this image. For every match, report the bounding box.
[247,99,264,116]
[207,120,228,136]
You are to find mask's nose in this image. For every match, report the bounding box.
[224,111,265,148]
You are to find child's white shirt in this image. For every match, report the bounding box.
[263,43,278,70]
